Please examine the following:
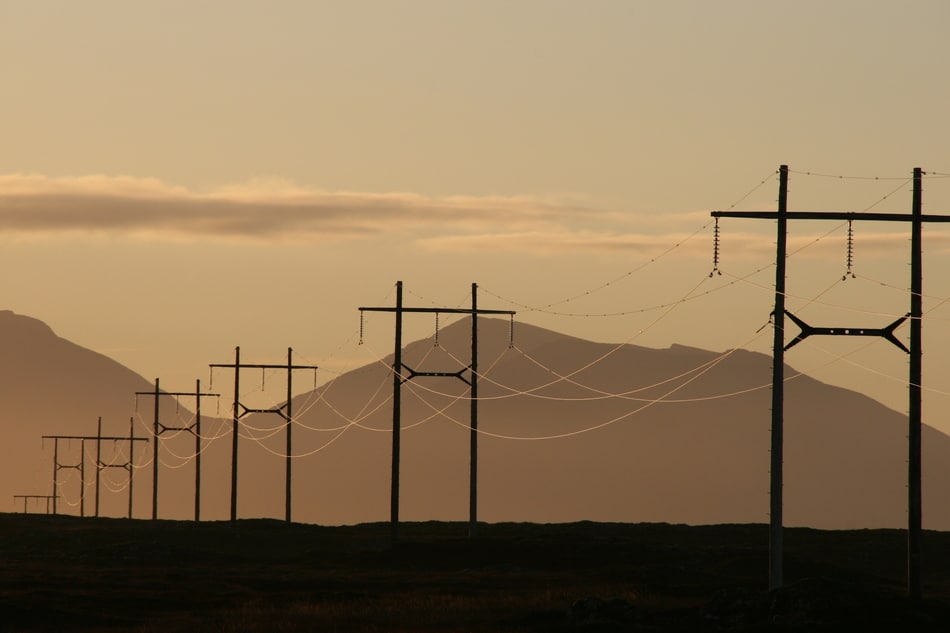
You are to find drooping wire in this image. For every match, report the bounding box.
[790,169,908,181]
[482,171,777,316]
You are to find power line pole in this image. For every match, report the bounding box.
[713,166,948,598]
[43,435,88,516]
[92,416,149,519]
[44,427,147,518]
[360,281,515,542]
[769,165,788,592]
[135,379,219,521]
[13,495,58,514]
[210,348,318,523]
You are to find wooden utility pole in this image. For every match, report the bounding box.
[769,165,788,590]
[210,348,318,523]
[136,379,219,521]
[44,426,146,518]
[470,282,479,537]
[13,495,58,514]
[360,281,515,543]
[909,167,923,599]
[713,166,948,598]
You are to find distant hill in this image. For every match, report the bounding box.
[2,309,949,530]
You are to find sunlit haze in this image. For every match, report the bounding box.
[2,0,950,431]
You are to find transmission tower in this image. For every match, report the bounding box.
[93,416,148,518]
[360,281,515,542]
[713,166,950,599]
[43,420,147,518]
[136,378,219,521]
[210,348,318,523]
[13,495,57,514]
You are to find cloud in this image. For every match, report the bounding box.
[3,174,944,258]
[0,174,602,243]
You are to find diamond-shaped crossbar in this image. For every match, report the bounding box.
[783,310,910,353]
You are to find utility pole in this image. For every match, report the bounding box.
[360,281,515,542]
[769,165,788,591]
[13,495,58,514]
[92,416,149,519]
[42,435,87,516]
[713,166,948,598]
[136,379,219,521]
[44,426,146,518]
[210,348,318,523]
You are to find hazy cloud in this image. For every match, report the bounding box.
[0,174,601,243]
[2,174,942,257]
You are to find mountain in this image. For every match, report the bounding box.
[2,309,949,530]
[243,316,950,530]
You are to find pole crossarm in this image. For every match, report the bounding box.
[209,362,319,370]
[784,310,910,353]
[237,402,291,419]
[712,211,950,222]
[360,307,516,315]
[43,435,146,442]
[402,363,472,386]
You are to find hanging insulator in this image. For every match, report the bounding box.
[709,218,722,277]
[843,220,856,280]
[508,315,515,348]
[434,312,440,347]
[358,311,365,345]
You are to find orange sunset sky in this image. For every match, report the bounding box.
[2,1,950,429]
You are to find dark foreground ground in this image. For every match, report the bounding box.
[2,514,950,632]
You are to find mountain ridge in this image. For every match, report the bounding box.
[2,309,948,531]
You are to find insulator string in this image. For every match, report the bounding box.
[709,217,722,277]
[843,219,856,280]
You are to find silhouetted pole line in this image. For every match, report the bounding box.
[43,427,146,518]
[90,416,148,519]
[42,436,85,516]
[360,281,516,542]
[13,495,58,514]
[136,378,219,521]
[713,166,947,599]
[210,347,318,523]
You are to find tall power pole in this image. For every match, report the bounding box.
[360,281,515,542]
[93,416,149,518]
[136,379,219,521]
[210,348,318,523]
[44,424,147,518]
[713,166,948,598]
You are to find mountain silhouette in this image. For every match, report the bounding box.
[2,309,949,530]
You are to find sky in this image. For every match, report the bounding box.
[2,0,950,430]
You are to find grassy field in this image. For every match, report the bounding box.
[2,514,950,631]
